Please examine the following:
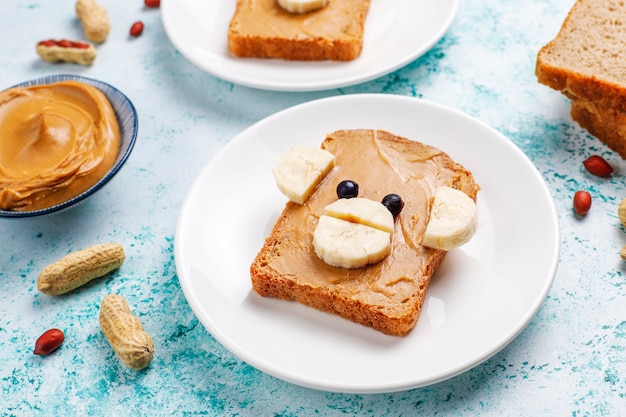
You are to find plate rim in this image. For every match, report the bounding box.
[161,0,461,92]
[174,94,561,393]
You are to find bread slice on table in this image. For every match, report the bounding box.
[536,0,626,108]
[228,0,370,61]
[250,130,479,337]
[536,0,626,157]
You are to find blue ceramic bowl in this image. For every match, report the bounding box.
[0,74,138,218]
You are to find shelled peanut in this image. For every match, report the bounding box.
[33,328,65,355]
[583,155,613,177]
[129,21,144,37]
[573,191,592,216]
[37,243,125,295]
[99,294,154,370]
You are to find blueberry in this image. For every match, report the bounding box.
[382,194,404,218]
[336,180,359,199]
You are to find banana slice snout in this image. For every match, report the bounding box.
[277,0,329,14]
[313,198,394,269]
[423,186,477,251]
[272,147,335,204]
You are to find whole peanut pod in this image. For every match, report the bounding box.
[99,294,154,370]
[76,0,111,43]
[38,242,125,295]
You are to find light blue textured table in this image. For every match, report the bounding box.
[2,0,625,415]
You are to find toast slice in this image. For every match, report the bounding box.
[250,130,479,336]
[571,98,626,157]
[536,0,626,111]
[227,0,370,61]
[536,0,626,157]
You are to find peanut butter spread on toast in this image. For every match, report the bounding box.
[251,130,479,335]
[230,0,365,39]
[228,0,370,61]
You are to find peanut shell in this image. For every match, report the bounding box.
[618,198,626,227]
[76,0,111,43]
[37,242,125,295]
[99,294,154,370]
[36,41,97,66]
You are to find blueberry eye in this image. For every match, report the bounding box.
[382,194,404,218]
[337,180,359,199]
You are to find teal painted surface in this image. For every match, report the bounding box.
[1,0,625,415]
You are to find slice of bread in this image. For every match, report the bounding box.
[571,98,626,157]
[227,0,370,61]
[536,0,626,110]
[250,130,479,336]
[536,0,626,157]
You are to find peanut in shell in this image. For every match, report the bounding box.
[76,0,111,43]
[37,242,125,295]
[99,294,154,370]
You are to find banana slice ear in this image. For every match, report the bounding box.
[272,147,335,204]
[423,186,477,251]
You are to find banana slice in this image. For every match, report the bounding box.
[323,197,394,233]
[273,147,335,204]
[277,0,328,14]
[313,197,394,269]
[423,186,477,251]
[313,216,391,269]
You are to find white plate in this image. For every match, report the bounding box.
[161,0,460,91]
[174,94,560,393]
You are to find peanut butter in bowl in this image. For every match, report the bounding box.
[0,75,137,218]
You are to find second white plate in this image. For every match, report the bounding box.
[161,0,460,91]
[174,94,560,393]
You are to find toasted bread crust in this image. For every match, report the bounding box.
[250,130,479,336]
[536,64,626,111]
[571,99,626,158]
[228,0,370,61]
[228,36,363,61]
[251,247,446,336]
